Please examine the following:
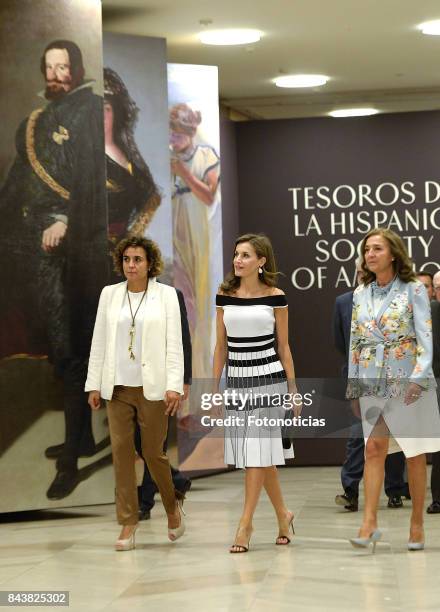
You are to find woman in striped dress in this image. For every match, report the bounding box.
[213,234,300,552]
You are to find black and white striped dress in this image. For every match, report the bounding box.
[216,294,294,467]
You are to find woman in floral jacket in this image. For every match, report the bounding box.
[347,228,440,552]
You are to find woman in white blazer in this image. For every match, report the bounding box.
[85,236,185,550]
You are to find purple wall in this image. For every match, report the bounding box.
[220,116,240,274]
[236,111,440,377]
[234,111,440,464]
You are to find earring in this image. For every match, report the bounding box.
[258,267,263,274]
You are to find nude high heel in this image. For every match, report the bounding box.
[168,499,186,542]
[115,524,138,551]
[230,525,253,553]
[276,510,295,545]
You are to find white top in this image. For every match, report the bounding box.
[218,296,288,391]
[85,279,184,400]
[115,290,147,386]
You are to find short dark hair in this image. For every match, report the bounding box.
[40,40,85,85]
[415,270,433,281]
[113,236,163,278]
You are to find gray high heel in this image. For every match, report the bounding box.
[408,525,425,550]
[349,529,382,553]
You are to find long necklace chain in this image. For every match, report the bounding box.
[126,287,147,360]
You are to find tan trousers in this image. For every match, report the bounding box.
[107,385,177,524]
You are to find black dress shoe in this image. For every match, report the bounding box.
[387,495,403,508]
[138,509,151,521]
[45,443,96,460]
[335,493,358,511]
[427,501,440,514]
[180,479,192,496]
[45,444,65,459]
[46,469,81,500]
[175,479,192,506]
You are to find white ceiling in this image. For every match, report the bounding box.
[102,0,440,119]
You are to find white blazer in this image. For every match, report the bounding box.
[85,278,184,401]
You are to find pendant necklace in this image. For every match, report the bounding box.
[126,286,147,360]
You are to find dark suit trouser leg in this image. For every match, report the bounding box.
[341,420,364,497]
[78,408,95,452]
[64,359,95,456]
[170,465,190,491]
[384,451,406,497]
[430,389,440,502]
[431,452,440,502]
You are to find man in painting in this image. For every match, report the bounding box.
[0,40,108,499]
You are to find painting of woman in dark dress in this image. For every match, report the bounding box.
[103,67,161,278]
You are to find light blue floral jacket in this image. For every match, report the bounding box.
[346,278,435,398]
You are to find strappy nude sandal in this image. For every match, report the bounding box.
[230,525,253,553]
[276,511,295,545]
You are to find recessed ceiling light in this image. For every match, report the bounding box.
[273,74,328,88]
[199,29,262,46]
[418,20,440,35]
[329,108,379,118]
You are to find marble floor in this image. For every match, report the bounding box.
[1,466,440,612]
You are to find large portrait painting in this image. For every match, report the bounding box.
[0,0,112,512]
